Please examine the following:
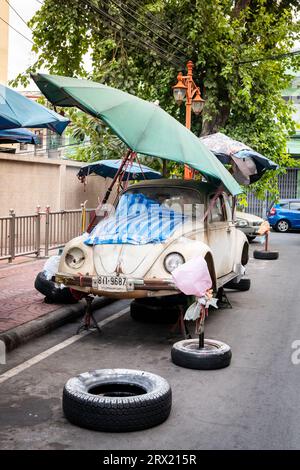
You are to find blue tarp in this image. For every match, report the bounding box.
[84,193,186,245]
[0,84,70,134]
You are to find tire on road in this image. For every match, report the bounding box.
[253,250,279,260]
[224,278,251,291]
[246,235,256,242]
[34,271,78,304]
[171,338,232,370]
[130,295,185,324]
[63,369,172,432]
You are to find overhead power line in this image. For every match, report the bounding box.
[238,49,300,65]
[81,0,183,68]
[87,0,183,66]
[108,0,187,60]
[126,0,191,48]
[5,0,30,29]
[0,16,33,44]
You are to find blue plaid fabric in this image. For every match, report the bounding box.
[84,193,186,245]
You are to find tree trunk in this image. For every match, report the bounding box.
[232,0,252,17]
[200,104,231,136]
[162,159,168,177]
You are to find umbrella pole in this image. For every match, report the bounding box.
[86,149,133,232]
[232,196,237,220]
[102,149,133,203]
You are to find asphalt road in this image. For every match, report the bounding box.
[0,232,300,450]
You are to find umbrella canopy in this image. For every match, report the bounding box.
[0,128,40,145]
[200,132,278,184]
[31,73,242,196]
[78,159,162,181]
[0,84,70,134]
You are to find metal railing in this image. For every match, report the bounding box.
[0,205,94,262]
[0,215,11,261]
[246,169,299,218]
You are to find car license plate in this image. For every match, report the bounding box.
[97,275,127,291]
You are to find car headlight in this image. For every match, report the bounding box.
[236,219,248,227]
[164,252,185,273]
[65,247,85,269]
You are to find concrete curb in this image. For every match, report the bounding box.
[0,297,114,352]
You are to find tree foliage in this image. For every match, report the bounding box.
[12,0,300,197]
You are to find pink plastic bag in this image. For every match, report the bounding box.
[172,256,212,297]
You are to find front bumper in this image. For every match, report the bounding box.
[240,225,261,237]
[55,272,178,294]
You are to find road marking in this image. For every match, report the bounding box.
[0,307,129,385]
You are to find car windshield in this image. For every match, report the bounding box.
[85,188,200,246]
[123,186,203,217]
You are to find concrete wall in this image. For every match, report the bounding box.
[0,153,105,216]
[0,0,9,84]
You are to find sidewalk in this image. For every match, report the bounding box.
[0,258,113,351]
[0,258,57,334]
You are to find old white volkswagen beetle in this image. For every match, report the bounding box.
[55,179,249,299]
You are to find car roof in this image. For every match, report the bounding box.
[278,199,300,203]
[126,178,218,194]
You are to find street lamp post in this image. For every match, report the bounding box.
[173,60,205,179]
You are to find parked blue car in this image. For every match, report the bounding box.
[267,199,300,232]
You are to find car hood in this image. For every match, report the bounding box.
[93,219,201,277]
[236,211,263,223]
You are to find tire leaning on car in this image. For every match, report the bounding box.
[63,369,172,432]
[171,339,232,370]
[34,271,78,304]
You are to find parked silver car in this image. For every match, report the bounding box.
[235,211,264,242]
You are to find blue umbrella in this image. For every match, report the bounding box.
[77,159,162,181]
[0,84,70,134]
[78,159,161,233]
[0,128,40,144]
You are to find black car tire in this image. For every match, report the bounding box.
[63,369,172,432]
[224,278,251,291]
[130,296,185,324]
[34,271,77,304]
[253,250,279,260]
[246,235,256,242]
[171,339,232,370]
[274,219,290,233]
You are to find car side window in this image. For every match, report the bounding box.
[223,193,233,221]
[209,195,226,222]
[280,203,289,209]
[290,202,300,211]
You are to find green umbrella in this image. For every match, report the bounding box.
[32,73,242,195]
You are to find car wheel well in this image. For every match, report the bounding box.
[204,253,217,291]
[241,243,249,266]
